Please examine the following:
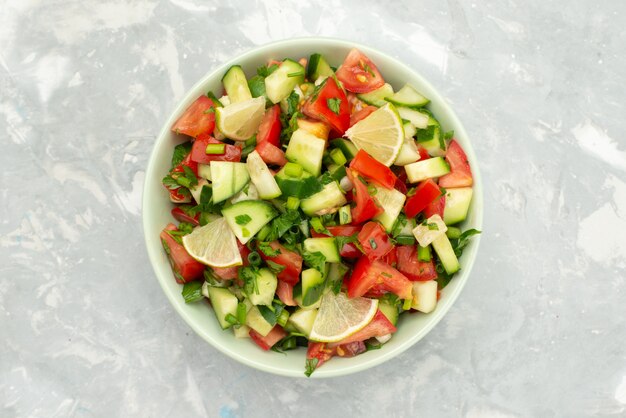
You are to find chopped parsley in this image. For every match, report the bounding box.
[327,97,341,115]
[235,214,252,225]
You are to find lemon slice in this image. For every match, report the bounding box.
[215,96,265,141]
[344,103,404,166]
[309,292,379,343]
[182,217,242,268]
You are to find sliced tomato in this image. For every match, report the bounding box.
[311,225,362,258]
[165,154,198,203]
[423,194,445,218]
[357,222,394,260]
[249,325,287,351]
[404,179,442,218]
[211,266,238,281]
[171,95,217,138]
[258,241,302,285]
[276,280,297,306]
[302,77,350,135]
[349,105,377,127]
[417,146,430,160]
[350,149,397,189]
[255,140,287,167]
[171,207,199,226]
[167,188,191,204]
[306,341,367,372]
[335,49,385,94]
[160,224,204,283]
[347,256,413,299]
[394,168,409,194]
[330,310,397,347]
[190,133,241,164]
[381,247,397,268]
[346,169,383,224]
[171,152,199,176]
[257,104,281,147]
[396,245,437,281]
[438,140,473,188]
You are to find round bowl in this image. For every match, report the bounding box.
[142,37,483,378]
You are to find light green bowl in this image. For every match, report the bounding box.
[142,37,483,378]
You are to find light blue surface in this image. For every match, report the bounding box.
[2,1,626,417]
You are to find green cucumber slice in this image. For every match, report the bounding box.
[397,107,429,129]
[285,129,326,176]
[265,59,305,103]
[331,138,358,161]
[246,150,282,199]
[222,65,252,103]
[207,287,238,329]
[307,53,334,80]
[431,234,460,274]
[379,301,399,325]
[300,182,348,216]
[357,83,394,107]
[287,308,318,337]
[246,305,274,336]
[443,187,473,225]
[210,161,250,203]
[246,268,277,306]
[221,200,278,244]
[303,237,340,263]
[404,157,450,183]
[386,84,430,108]
[275,165,322,198]
[301,268,326,307]
[372,185,407,232]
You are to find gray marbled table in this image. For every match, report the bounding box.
[2,1,625,417]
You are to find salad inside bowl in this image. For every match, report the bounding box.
[143,38,482,378]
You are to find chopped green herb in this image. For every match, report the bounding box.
[443,130,455,141]
[327,97,341,115]
[257,242,281,257]
[235,214,252,225]
[181,281,204,303]
[240,267,259,295]
[365,340,383,351]
[304,358,319,377]
[303,251,326,273]
[310,217,331,236]
[427,223,439,231]
[266,260,286,274]
[258,301,285,326]
[257,63,279,77]
[171,142,192,167]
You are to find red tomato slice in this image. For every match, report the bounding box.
[171,152,199,176]
[167,188,191,204]
[258,241,303,285]
[310,225,363,258]
[255,141,287,167]
[346,169,383,224]
[357,222,394,260]
[190,133,241,164]
[257,104,281,147]
[381,247,397,268]
[417,146,430,160]
[302,77,350,135]
[404,179,442,218]
[423,194,445,219]
[276,280,297,306]
[330,310,397,347]
[349,105,377,127]
[438,140,473,188]
[396,245,437,281]
[347,256,413,299]
[211,266,238,281]
[160,224,205,283]
[306,341,367,372]
[350,149,398,189]
[249,325,287,351]
[171,96,217,138]
[335,49,385,94]
[171,207,199,226]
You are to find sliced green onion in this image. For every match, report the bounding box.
[281,336,297,350]
[225,313,238,325]
[248,251,262,266]
[402,298,413,311]
[330,148,347,166]
[286,196,300,210]
[289,225,301,235]
[205,143,226,154]
[277,309,290,327]
[417,245,431,261]
[446,226,462,239]
[395,236,416,246]
[284,162,303,178]
[256,224,271,241]
[236,302,247,325]
[339,205,352,225]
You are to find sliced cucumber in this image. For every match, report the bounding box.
[265,59,305,103]
[297,118,330,140]
[197,163,212,181]
[397,107,429,129]
[394,138,420,166]
[274,164,322,198]
[246,305,274,336]
[403,121,417,140]
[300,182,348,216]
[221,200,278,244]
[246,150,282,199]
[287,308,318,337]
[222,65,252,103]
[301,268,326,307]
[379,301,399,325]
[303,238,340,263]
[411,280,438,313]
[443,187,473,225]
[357,83,394,107]
[210,161,250,203]
[299,82,315,98]
[285,129,326,176]
[331,138,359,161]
[405,157,450,183]
[307,53,334,81]
[207,287,238,329]
[246,268,278,306]
[233,324,251,338]
[386,84,430,108]
[230,183,259,204]
[326,165,347,183]
[417,124,445,157]
[372,185,406,232]
[412,214,448,247]
[338,205,352,225]
[431,233,460,274]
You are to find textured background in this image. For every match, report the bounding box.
[2,1,626,417]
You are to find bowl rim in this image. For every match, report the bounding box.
[142,36,483,378]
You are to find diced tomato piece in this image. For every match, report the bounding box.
[255,141,287,167]
[404,179,442,218]
[249,325,287,351]
[258,241,302,285]
[330,310,396,346]
[381,247,397,268]
[171,207,199,226]
[396,245,437,281]
[257,104,281,147]
[167,188,191,204]
[306,341,367,373]
[394,169,409,194]
[335,49,385,94]
[350,150,397,189]
[357,222,394,260]
[310,225,362,258]
[423,194,445,218]
[349,105,377,127]
[160,224,204,283]
[171,152,198,176]
[347,256,413,299]
[346,169,383,224]
[276,280,297,306]
[417,146,430,160]
[438,140,473,188]
[211,266,238,281]
[302,77,350,135]
[190,133,241,163]
[335,341,367,357]
[171,95,218,137]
